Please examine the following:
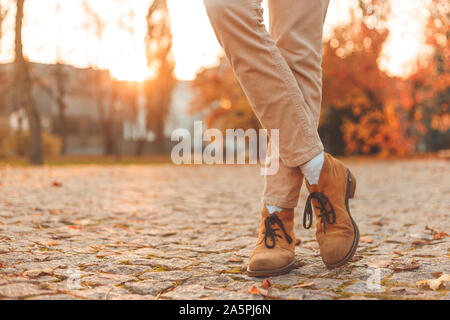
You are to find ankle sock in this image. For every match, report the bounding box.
[300,152,324,185]
[266,204,283,215]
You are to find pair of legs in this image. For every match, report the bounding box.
[204,0,330,208]
[204,0,360,275]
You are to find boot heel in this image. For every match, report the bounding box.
[348,171,356,199]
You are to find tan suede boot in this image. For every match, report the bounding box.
[247,207,296,277]
[303,153,359,268]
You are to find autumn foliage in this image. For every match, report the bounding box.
[190,58,259,133]
[191,0,449,156]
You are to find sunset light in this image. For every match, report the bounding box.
[0,0,447,302]
[0,0,433,81]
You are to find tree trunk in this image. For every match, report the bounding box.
[95,73,116,156]
[15,0,43,165]
[135,138,146,156]
[55,63,68,155]
[154,121,165,153]
[103,121,115,155]
[57,101,67,155]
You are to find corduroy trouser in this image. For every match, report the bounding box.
[204,0,330,208]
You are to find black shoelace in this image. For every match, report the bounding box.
[303,192,336,234]
[264,213,293,249]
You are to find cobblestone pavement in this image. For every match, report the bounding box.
[0,159,449,300]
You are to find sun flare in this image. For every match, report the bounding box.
[0,0,430,82]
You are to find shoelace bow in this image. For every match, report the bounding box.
[264,213,293,249]
[303,192,336,234]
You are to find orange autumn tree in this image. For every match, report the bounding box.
[321,0,412,156]
[190,57,260,132]
[397,0,449,152]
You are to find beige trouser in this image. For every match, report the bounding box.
[204,0,330,208]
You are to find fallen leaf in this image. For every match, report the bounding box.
[433,232,448,240]
[247,285,260,295]
[412,240,431,246]
[431,272,443,277]
[425,225,439,235]
[261,279,272,290]
[365,259,393,268]
[48,242,59,246]
[389,287,421,295]
[52,181,63,187]
[292,282,314,289]
[37,256,50,262]
[372,219,388,226]
[393,251,404,256]
[68,225,81,230]
[23,268,54,278]
[350,255,363,262]
[417,274,450,291]
[360,236,374,244]
[228,257,243,263]
[247,287,282,300]
[390,288,406,293]
[392,264,420,272]
[204,286,239,292]
[113,224,129,231]
[411,258,418,264]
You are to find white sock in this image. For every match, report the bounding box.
[266,204,283,215]
[300,152,324,185]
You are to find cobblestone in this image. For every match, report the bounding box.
[0,159,448,299]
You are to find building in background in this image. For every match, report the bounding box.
[0,62,199,155]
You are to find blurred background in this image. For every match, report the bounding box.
[0,0,448,165]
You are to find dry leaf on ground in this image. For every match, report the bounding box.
[350,255,363,262]
[247,285,260,295]
[416,274,450,291]
[433,232,448,240]
[372,219,387,226]
[392,263,420,272]
[425,225,438,234]
[292,282,314,289]
[412,240,431,246]
[360,236,374,244]
[261,279,272,290]
[365,259,393,268]
[52,181,63,187]
[431,272,443,277]
[23,268,54,278]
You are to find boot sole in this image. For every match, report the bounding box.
[324,169,360,269]
[246,259,296,277]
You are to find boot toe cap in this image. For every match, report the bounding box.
[248,249,294,271]
[320,238,354,266]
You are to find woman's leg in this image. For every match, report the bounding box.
[263,0,330,209]
[203,0,329,276]
[268,0,329,128]
[268,0,360,269]
[203,0,324,169]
